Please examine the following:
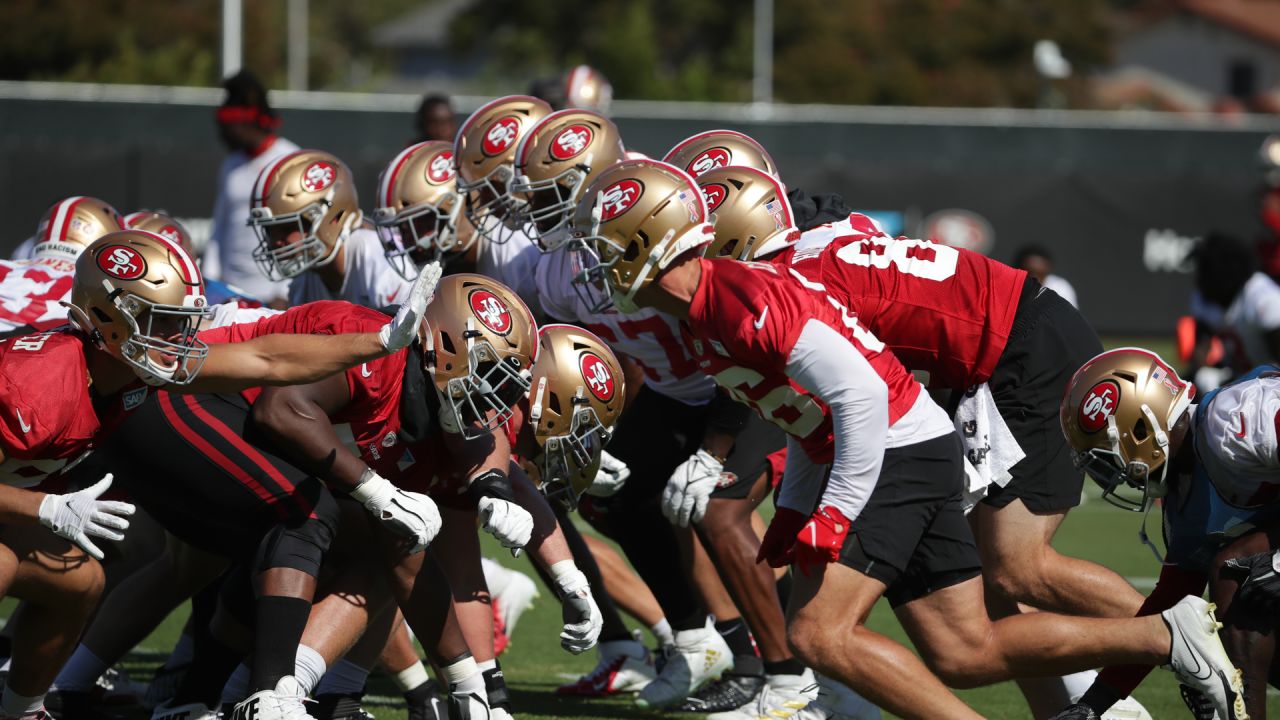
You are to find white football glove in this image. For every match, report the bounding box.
[478,497,534,557]
[555,567,603,654]
[350,471,441,553]
[585,450,630,498]
[379,261,443,352]
[37,474,135,561]
[661,449,724,528]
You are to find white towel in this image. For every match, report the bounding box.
[955,383,1026,513]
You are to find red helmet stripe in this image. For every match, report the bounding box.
[381,143,424,208]
[253,151,303,206]
[45,196,86,242]
[132,229,202,289]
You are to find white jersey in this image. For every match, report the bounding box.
[1224,273,1280,366]
[474,224,543,316]
[209,301,281,329]
[208,136,300,303]
[1195,370,1280,508]
[9,237,35,261]
[0,257,75,332]
[535,248,715,405]
[287,228,412,310]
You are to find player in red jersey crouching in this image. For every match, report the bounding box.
[564,158,1250,720]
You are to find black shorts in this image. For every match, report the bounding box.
[981,279,1103,513]
[710,412,786,500]
[838,433,982,607]
[101,391,334,561]
[597,384,709,505]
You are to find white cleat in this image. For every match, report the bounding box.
[556,636,656,696]
[709,668,819,720]
[490,707,515,720]
[813,672,882,720]
[482,557,540,637]
[1101,695,1153,720]
[1162,596,1248,720]
[635,618,732,709]
[151,701,220,720]
[447,690,493,720]
[229,675,311,720]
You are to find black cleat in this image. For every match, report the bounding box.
[677,673,765,713]
[312,692,375,720]
[44,690,127,720]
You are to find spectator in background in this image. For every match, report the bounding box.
[411,93,457,144]
[206,70,299,307]
[1013,244,1078,308]
[1193,232,1280,370]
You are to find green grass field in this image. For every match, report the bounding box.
[96,338,1279,718]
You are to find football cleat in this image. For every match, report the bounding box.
[1162,596,1248,720]
[813,672,882,720]
[447,691,492,720]
[483,559,540,638]
[1048,704,1100,720]
[1101,695,1153,720]
[1179,684,1219,720]
[556,636,655,696]
[313,692,375,719]
[229,676,311,720]
[635,618,733,709]
[150,702,220,720]
[0,710,52,720]
[407,685,447,720]
[43,691,127,720]
[142,662,189,710]
[678,673,764,713]
[709,669,818,720]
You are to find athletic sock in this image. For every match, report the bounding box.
[164,631,197,669]
[478,658,510,710]
[249,595,311,692]
[715,618,763,676]
[392,661,430,693]
[763,658,806,677]
[650,617,675,646]
[52,645,109,692]
[441,655,484,696]
[294,645,327,694]
[1061,669,1099,703]
[315,659,370,696]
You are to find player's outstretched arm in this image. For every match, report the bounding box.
[186,331,388,394]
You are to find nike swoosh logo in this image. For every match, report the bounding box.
[15,409,31,433]
[1173,623,1212,681]
[361,364,373,378]
[754,306,769,330]
[1231,412,1246,439]
[387,288,400,303]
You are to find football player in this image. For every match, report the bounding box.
[0,230,435,720]
[566,157,1248,720]
[125,211,264,311]
[1054,351,1276,720]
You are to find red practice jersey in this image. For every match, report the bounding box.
[0,327,149,487]
[683,258,921,464]
[789,232,1027,388]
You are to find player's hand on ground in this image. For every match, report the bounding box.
[586,450,630,497]
[556,567,603,654]
[661,449,723,527]
[351,471,441,553]
[379,260,442,351]
[479,497,534,556]
[38,473,135,560]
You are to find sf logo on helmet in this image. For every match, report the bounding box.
[469,290,513,334]
[701,183,728,213]
[1079,380,1120,433]
[301,161,336,193]
[550,125,594,161]
[688,148,732,177]
[599,180,643,221]
[427,152,455,184]
[482,117,521,156]
[580,352,614,402]
[96,245,147,281]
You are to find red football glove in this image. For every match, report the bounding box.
[757,507,807,568]
[793,505,851,576]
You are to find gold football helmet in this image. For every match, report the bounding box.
[562,65,614,114]
[453,95,551,244]
[1060,348,1195,511]
[663,130,781,180]
[33,196,125,261]
[248,149,362,280]
[510,109,626,251]
[372,141,464,279]
[697,166,800,261]
[567,159,714,313]
[125,211,195,257]
[421,274,539,438]
[524,324,625,510]
[66,231,212,386]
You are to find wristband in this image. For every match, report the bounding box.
[468,469,515,504]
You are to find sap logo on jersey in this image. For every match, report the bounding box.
[580,352,615,402]
[427,152,455,184]
[551,125,594,161]
[600,180,643,221]
[469,289,512,335]
[482,117,521,156]
[301,161,337,193]
[687,148,732,177]
[701,183,728,213]
[97,245,147,280]
[1079,380,1120,433]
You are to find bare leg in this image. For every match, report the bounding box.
[435,506,495,663]
[1211,529,1276,719]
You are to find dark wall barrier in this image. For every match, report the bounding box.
[1,94,1275,334]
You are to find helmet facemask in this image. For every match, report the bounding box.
[429,320,533,439]
[459,166,529,246]
[510,160,591,251]
[374,194,462,281]
[249,193,354,281]
[528,376,610,511]
[1074,392,1194,512]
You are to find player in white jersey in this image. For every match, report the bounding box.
[0,197,125,333]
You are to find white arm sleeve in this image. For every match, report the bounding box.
[777,434,828,514]
[784,319,888,522]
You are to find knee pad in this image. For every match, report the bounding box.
[253,489,339,578]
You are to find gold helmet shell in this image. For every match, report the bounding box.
[525,324,625,510]
[1060,347,1195,510]
[663,129,781,180]
[421,273,539,438]
[696,165,800,261]
[125,211,195,258]
[248,149,362,280]
[453,95,551,243]
[567,158,714,313]
[372,141,464,278]
[67,231,212,386]
[511,109,626,250]
[33,196,125,261]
